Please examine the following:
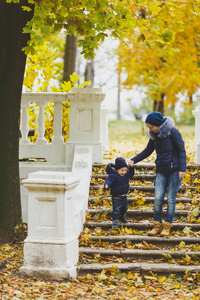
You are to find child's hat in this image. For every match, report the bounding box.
[115,157,128,170]
[145,112,164,126]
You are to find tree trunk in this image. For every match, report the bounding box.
[117,69,121,120]
[153,93,165,115]
[84,59,94,87]
[63,33,77,82]
[0,1,34,244]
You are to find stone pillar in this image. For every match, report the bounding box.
[20,171,80,280]
[195,95,200,164]
[66,88,106,167]
[101,106,110,152]
[192,104,199,153]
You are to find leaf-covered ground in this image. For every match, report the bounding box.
[0,242,200,299]
[1,122,200,299]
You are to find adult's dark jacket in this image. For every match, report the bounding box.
[104,163,134,196]
[131,116,186,174]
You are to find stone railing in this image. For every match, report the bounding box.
[193,94,200,164]
[20,88,107,279]
[20,88,107,223]
[20,88,107,165]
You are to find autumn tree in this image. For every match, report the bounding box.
[63,20,78,83]
[117,1,200,114]
[1,0,200,243]
[0,0,34,243]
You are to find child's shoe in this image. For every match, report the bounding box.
[119,214,128,223]
[112,220,119,229]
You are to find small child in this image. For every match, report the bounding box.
[104,157,134,229]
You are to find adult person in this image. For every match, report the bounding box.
[128,112,186,236]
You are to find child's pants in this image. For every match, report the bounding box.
[112,195,128,221]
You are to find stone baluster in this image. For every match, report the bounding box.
[20,102,30,145]
[35,100,48,145]
[52,99,64,144]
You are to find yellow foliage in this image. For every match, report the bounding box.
[116,4,200,106]
[26,101,70,143]
[182,173,191,184]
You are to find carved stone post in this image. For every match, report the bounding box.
[20,171,80,280]
[195,95,200,164]
[192,102,199,153]
[66,88,106,167]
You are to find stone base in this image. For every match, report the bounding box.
[20,238,78,280]
[20,265,76,281]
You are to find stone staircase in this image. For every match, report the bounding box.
[77,163,200,277]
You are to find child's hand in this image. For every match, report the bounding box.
[104,184,109,190]
[128,160,134,167]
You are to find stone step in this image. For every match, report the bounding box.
[87,208,190,218]
[89,235,200,247]
[92,174,156,180]
[93,163,200,170]
[91,184,197,192]
[80,247,200,260]
[93,162,156,170]
[89,196,194,204]
[80,163,200,277]
[77,262,200,276]
[86,221,200,231]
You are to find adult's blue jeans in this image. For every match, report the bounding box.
[112,195,128,222]
[154,171,183,224]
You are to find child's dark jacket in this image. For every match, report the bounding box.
[105,163,134,196]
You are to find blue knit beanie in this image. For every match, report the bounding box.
[115,157,128,170]
[145,112,164,126]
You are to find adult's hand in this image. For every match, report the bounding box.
[179,171,186,179]
[128,160,134,167]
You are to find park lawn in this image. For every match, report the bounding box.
[106,119,196,165]
[108,119,195,142]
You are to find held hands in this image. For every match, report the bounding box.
[128,160,134,168]
[127,160,185,179]
[104,184,109,190]
[179,171,186,179]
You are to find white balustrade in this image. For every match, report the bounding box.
[20,88,107,223]
[20,89,106,165]
[193,94,200,164]
[20,93,68,164]
[19,88,108,280]
[192,104,199,153]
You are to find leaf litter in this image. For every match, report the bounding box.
[1,136,200,299]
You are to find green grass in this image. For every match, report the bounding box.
[108,119,195,142]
